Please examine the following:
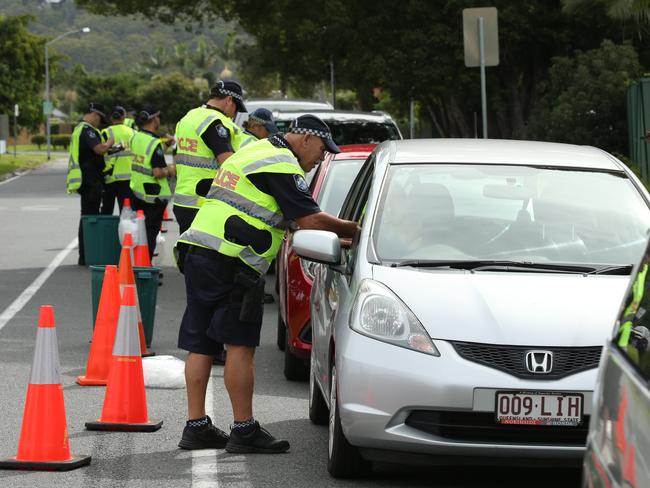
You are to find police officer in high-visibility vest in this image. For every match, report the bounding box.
[175,115,358,453]
[240,108,278,148]
[129,105,175,260]
[67,102,115,265]
[173,80,248,235]
[100,106,136,215]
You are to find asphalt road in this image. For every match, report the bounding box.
[0,159,583,487]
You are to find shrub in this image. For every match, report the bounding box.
[31,134,45,149]
[52,134,71,150]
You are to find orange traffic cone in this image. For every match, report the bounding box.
[119,233,154,357]
[76,265,121,386]
[160,207,168,233]
[0,306,91,471]
[85,287,162,432]
[134,210,151,267]
[162,207,172,222]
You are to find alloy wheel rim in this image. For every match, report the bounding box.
[328,366,337,458]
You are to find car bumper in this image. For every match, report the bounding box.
[337,330,595,460]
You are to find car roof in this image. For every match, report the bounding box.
[244,99,333,111]
[334,144,376,159]
[381,139,623,171]
[274,109,396,122]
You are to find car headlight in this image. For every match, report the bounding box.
[349,279,440,356]
[300,258,318,281]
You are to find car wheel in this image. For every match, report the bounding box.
[309,353,328,425]
[284,331,308,381]
[327,365,370,478]
[277,309,286,351]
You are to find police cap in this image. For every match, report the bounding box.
[289,114,340,154]
[248,108,278,134]
[210,80,247,113]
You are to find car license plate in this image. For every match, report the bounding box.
[495,391,583,426]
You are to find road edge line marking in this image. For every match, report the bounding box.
[0,170,31,186]
[0,237,77,332]
[191,375,219,488]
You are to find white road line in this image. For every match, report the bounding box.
[0,170,30,186]
[0,237,77,332]
[192,375,219,488]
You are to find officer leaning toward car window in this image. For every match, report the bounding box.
[241,108,278,147]
[100,105,136,215]
[175,114,359,454]
[129,105,175,260]
[66,102,115,265]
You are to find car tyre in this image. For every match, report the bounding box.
[327,365,371,478]
[284,330,308,381]
[309,354,328,425]
[276,310,286,351]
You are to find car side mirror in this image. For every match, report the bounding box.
[293,230,342,266]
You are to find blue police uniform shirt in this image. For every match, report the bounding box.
[78,125,105,184]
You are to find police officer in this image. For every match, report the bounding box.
[175,115,358,453]
[100,106,136,214]
[67,102,115,265]
[129,105,175,259]
[240,108,278,147]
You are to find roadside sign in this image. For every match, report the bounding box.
[463,7,499,68]
[42,101,53,116]
[14,104,19,117]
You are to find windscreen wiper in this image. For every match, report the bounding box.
[587,264,634,275]
[392,259,598,273]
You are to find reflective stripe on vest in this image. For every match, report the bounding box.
[177,139,304,274]
[129,131,171,203]
[240,133,257,148]
[174,107,246,209]
[206,185,286,229]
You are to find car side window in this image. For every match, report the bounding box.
[340,154,375,220]
[614,248,650,379]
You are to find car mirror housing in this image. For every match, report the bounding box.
[293,230,342,266]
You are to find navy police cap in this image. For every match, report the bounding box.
[289,114,340,154]
[210,80,247,113]
[248,108,278,134]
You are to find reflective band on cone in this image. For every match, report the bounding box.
[118,233,154,357]
[0,306,91,471]
[85,287,162,432]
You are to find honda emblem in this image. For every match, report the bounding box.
[525,350,553,374]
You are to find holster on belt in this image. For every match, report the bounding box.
[234,270,265,323]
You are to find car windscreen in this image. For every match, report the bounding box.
[316,159,365,215]
[276,119,400,145]
[373,164,650,267]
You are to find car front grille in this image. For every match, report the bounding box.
[451,342,602,380]
[405,410,589,446]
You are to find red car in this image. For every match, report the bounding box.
[276,144,375,380]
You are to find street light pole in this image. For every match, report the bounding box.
[44,27,90,160]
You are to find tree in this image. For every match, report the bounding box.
[530,40,641,154]
[136,72,201,132]
[0,15,46,130]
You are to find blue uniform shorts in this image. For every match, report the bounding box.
[178,247,264,353]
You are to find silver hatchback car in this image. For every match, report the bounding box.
[293,139,650,478]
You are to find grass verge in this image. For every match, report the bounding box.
[0,153,48,177]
